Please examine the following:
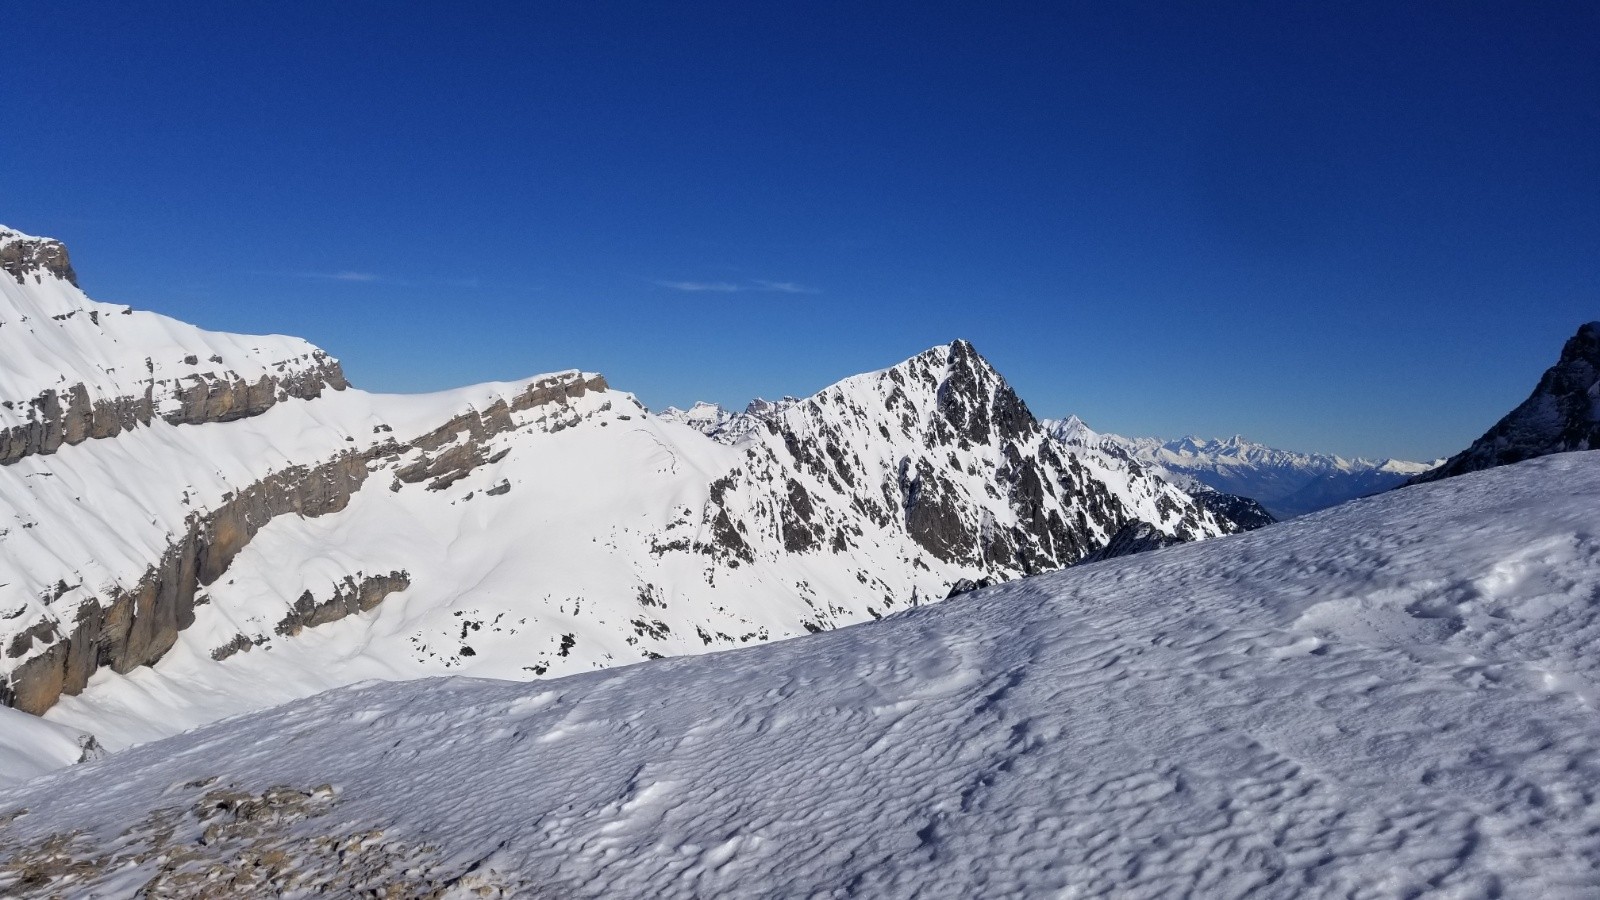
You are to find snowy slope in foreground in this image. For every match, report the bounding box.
[6,453,1600,897]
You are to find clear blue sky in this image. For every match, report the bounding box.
[3,2,1595,461]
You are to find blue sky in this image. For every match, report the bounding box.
[3,2,1595,461]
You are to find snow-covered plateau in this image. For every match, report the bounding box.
[5,453,1600,897]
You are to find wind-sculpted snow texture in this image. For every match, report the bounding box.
[0,224,1227,773]
[5,453,1600,897]
[1047,414,1434,519]
[1413,321,1600,484]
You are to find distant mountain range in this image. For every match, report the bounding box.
[1043,417,1439,520]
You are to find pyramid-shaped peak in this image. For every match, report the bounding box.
[886,339,1008,394]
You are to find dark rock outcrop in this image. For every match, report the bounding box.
[0,232,77,286]
[900,457,974,564]
[275,570,412,638]
[1411,322,1600,484]
[1189,487,1276,531]
[1078,521,1182,564]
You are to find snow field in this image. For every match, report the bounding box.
[4,453,1599,896]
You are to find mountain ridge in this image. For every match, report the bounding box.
[0,224,1231,768]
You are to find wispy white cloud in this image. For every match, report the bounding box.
[751,280,820,295]
[657,280,743,293]
[261,269,482,290]
[304,270,382,283]
[656,278,819,295]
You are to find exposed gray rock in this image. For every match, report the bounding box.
[275,571,412,638]
[0,232,76,286]
[394,371,606,491]
[1,370,610,715]
[1,448,379,714]
[0,354,349,467]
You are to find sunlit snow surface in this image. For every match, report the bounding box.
[5,453,1600,897]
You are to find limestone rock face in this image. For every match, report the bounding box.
[2,449,379,714]
[1412,322,1600,484]
[0,355,349,466]
[395,372,607,491]
[0,359,613,716]
[0,225,352,467]
[274,570,413,639]
[0,229,76,286]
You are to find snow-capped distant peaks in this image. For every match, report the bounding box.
[1045,417,1432,519]
[743,395,799,419]
[657,396,801,444]
[1413,321,1600,484]
[1047,413,1096,446]
[657,400,734,431]
[1378,457,1442,475]
[0,225,77,286]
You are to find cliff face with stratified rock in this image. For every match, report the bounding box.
[0,228,77,286]
[0,227,349,467]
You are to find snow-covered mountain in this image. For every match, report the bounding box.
[0,225,1231,763]
[1412,321,1600,484]
[657,396,799,444]
[656,400,737,436]
[5,452,1598,896]
[0,227,347,466]
[1046,414,1436,519]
